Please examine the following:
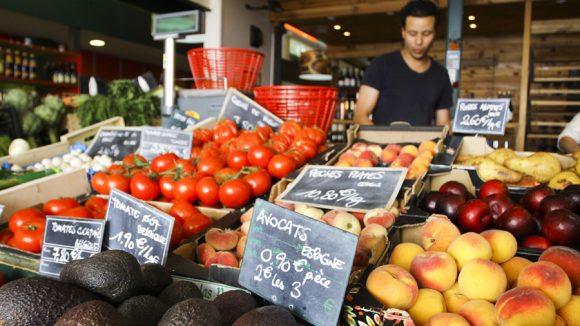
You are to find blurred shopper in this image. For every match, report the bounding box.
[558,112,580,154]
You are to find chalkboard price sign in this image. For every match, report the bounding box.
[218,89,283,130]
[103,188,174,265]
[39,216,106,277]
[452,98,510,135]
[138,127,193,161]
[239,199,357,326]
[86,127,142,161]
[277,166,407,213]
[165,110,199,130]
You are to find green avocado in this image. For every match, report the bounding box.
[157,298,221,326]
[0,276,98,326]
[157,280,202,307]
[233,306,297,326]
[117,295,168,326]
[60,250,142,304]
[55,300,125,326]
[213,290,258,326]
[139,263,172,296]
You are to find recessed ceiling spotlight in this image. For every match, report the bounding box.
[468,15,476,21]
[469,23,477,29]
[89,39,106,47]
[333,24,341,30]
[344,31,351,37]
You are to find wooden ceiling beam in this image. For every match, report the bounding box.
[272,0,523,21]
[531,18,580,35]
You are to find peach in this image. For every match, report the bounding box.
[421,218,461,252]
[410,251,458,292]
[240,207,254,223]
[359,150,379,165]
[398,152,416,164]
[444,283,470,314]
[391,158,410,168]
[353,158,374,167]
[334,160,352,167]
[401,144,419,157]
[338,152,357,165]
[495,287,556,326]
[381,148,398,164]
[419,140,437,155]
[366,264,419,310]
[236,235,247,258]
[425,313,470,326]
[366,144,383,158]
[458,258,507,302]
[204,251,239,268]
[480,229,517,264]
[447,232,493,270]
[411,156,432,168]
[517,261,572,309]
[351,142,368,152]
[539,246,580,288]
[274,200,294,211]
[363,208,396,228]
[329,211,361,235]
[321,209,342,224]
[555,315,567,326]
[359,224,388,252]
[558,295,580,326]
[240,220,251,235]
[458,299,498,326]
[418,150,434,160]
[386,143,402,154]
[205,228,239,251]
[196,243,216,265]
[501,256,533,288]
[389,242,425,272]
[294,204,324,220]
[407,288,447,326]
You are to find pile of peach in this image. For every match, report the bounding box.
[366,216,580,326]
[334,140,437,180]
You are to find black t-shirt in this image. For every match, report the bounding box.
[362,51,452,126]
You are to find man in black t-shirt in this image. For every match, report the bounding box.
[354,0,452,127]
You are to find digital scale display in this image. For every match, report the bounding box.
[152,10,202,37]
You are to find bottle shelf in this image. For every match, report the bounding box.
[0,76,77,88]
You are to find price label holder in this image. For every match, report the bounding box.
[238,199,357,326]
[39,216,106,277]
[85,127,142,161]
[138,127,193,161]
[218,88,283,130]
[277,165,407,213]
[103,188,174,265]
[452,98,510,135]
[165,109,199,130]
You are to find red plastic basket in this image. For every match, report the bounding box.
[187,48,264,92]
[254,86,338,133]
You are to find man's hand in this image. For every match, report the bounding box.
[353,85,379,125]
[435,108,450,129]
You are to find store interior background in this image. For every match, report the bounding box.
[0,0,579,151]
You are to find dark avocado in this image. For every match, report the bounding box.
[117,295,168,326]
[157,280,202,307]
[157,298,221,326]
[60,250,142,303]
[233,305,297,326]
[0,276,98,326]
[55,300,125,326]
[139,263,172,296]
[213,290,258,326]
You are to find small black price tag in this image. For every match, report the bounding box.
[85,127,142,161]
[138,127,193,161]
[218,89,283,130]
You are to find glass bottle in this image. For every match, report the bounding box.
[21,52,28,80]
[5,48,13,77]
[28,53,36,80]
[69,63,77,84]
[13,50,21,79]
[0,47,4,76]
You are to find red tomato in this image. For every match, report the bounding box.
[173,176,199,203]
[197,157,225,176]
[182,213,212,238]
[193,128,213,146]
[247,145,274,168]
[44,198,80,215]
[12,220,45,253]
[159,175,177,199]
[122,153,147,167]
[243,169,272,197]
[59,206,94,219]
[235,132,263,151]
[292,138,317,159]
[267,154,296,179]
[168,200,200,225]
[151,153,178,174]
[0,228,14,244]
[91,172,110,194]
[214,167,237,183]
[190,146,202,160]
[286,150,306,167]
[218,179,251,208]
[130,173,160,201]
[279,121,302,140]
[227,150,249,171]
[175,158,196,175]
[169,220,183,250]
[108,174,131,193]
[107,164,125,174]
[195,176,220,206]
[84,196,108,217]
[256,126,273,141]
[9,208,45,233]
[213,119,238,144]
[269,139,289,153]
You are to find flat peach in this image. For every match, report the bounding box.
[205,228,239,251]
[204,251,239,268]
[196,243,216,265]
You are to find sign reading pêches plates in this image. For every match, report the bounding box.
[452,98,510,135]
[218,89,283,131]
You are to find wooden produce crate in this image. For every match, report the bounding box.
[59,116,125,146]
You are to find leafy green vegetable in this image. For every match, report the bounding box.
[0,135,10,156]
[20,111,42,148]
[2,88,35,114]
[108,80,140,100]
[0,168,60,190]
[34,95,66,143]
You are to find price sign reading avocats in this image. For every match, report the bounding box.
[103,189,174,265]
[238,199,358,326]
[452,98,510,135]
[218,88,283,131]
[40,216,106,277]
[277,165,407,213]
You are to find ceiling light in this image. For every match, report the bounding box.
[333,24,341,30]
[343,31,351,37]
[89,39,106,47]
[469,23,477,29]
[468,15,476,21]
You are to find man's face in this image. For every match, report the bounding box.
[401,16,436,60]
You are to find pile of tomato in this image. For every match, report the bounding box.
[90,120,327,209]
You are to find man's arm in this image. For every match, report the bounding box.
[354,85,380,125]
[559,136,580,154]
[435,108,450,129]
